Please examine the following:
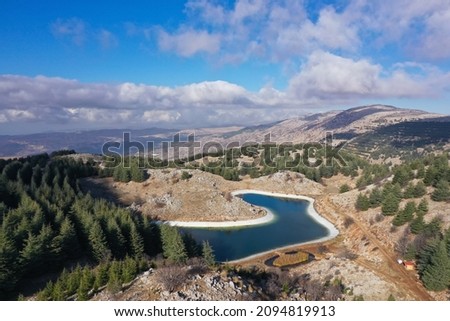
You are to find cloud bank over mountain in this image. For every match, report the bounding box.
[1,0,450,133]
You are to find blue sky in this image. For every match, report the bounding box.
[0,0,449,134]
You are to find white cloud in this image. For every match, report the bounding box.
[289,51,381,99]
[157,28,221,57]
[51,18,86,46]
[142,110,181,123]
[98,29,118,49]
[288,51,446,100]
[302,7,360,51]
[158,0,359,62]
[230,0,267,24]
[415,7,450,60]
[176,81,251,105]
[186,0,227,25]
[0,75,287,128]
[348,0,450,60]
[151,0,450,62]
[0,64,448,131]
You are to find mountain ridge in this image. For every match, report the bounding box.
[0,105,447,157]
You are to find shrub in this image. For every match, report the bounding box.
[186,257,208,275]
[374,213,385,223]
[343,217,355,229]
[337,248,358,260]
[181,171,192,180]
[305,280,324,301]
[339,184,351,193]
[156,265,188,292]
[223,192,233,202]
[317,245,328,254]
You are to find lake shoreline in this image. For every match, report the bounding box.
[165,189,339,262]
[227,190,339,263]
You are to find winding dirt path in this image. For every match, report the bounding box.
[318,195,433,301]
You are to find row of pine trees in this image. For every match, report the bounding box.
[0,153,214,300]
[353,154,450,291]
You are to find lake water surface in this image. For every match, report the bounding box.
[180,193,332,262]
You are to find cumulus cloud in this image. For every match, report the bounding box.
[154,0,360,61]
[415,7,450,60]
[0,75,288,129]
[301,7,360,52]
[288,51,448,100]
[149,0,450,62]
[142,110,181,123]
[1,60,449,132]
[51,18,86,46]
[347,0,450,60]
[288,52,381,99]
[157,28,221,57]
[230,0,268,24]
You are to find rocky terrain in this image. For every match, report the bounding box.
[93,255,403,301]
[210,105,444,146]
[70,112,450,301]
[82,167,450,301]
[82,169,324,222]
[92,267,264,301]
[91,244,409,301]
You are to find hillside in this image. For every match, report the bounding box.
[2,143,450,301]
[215,105,444,145]
[0,105,446,158]
[347,119,450,159]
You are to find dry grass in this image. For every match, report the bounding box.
[273,251,309,267]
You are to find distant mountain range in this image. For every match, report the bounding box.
[1,105,449,158]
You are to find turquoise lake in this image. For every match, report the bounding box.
[180,193,331,262]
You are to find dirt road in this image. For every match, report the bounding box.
[317,195,433,301]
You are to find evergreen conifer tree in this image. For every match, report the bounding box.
[422,241,450,291]
[130,224,145,259]
[130,164,145,182]
[88,223,111,263]
[417,199,429,216]
[355,194,370,211]
[431,180,450,202]
[410,213,425,234]
[202,241,216,267]
[160,225,187,263]
[382,193,400,216]
[0,231,18,298]
[413,181,427,198]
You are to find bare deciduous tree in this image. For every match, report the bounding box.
[305,280,324,301]
[337,248,358,260]
[343,217,354,228]
[156,265,187,292]
[325,284,343,301]
[395,229,410,256]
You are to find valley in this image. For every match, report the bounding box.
[1,105,450,302]
[84,166,446,301]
